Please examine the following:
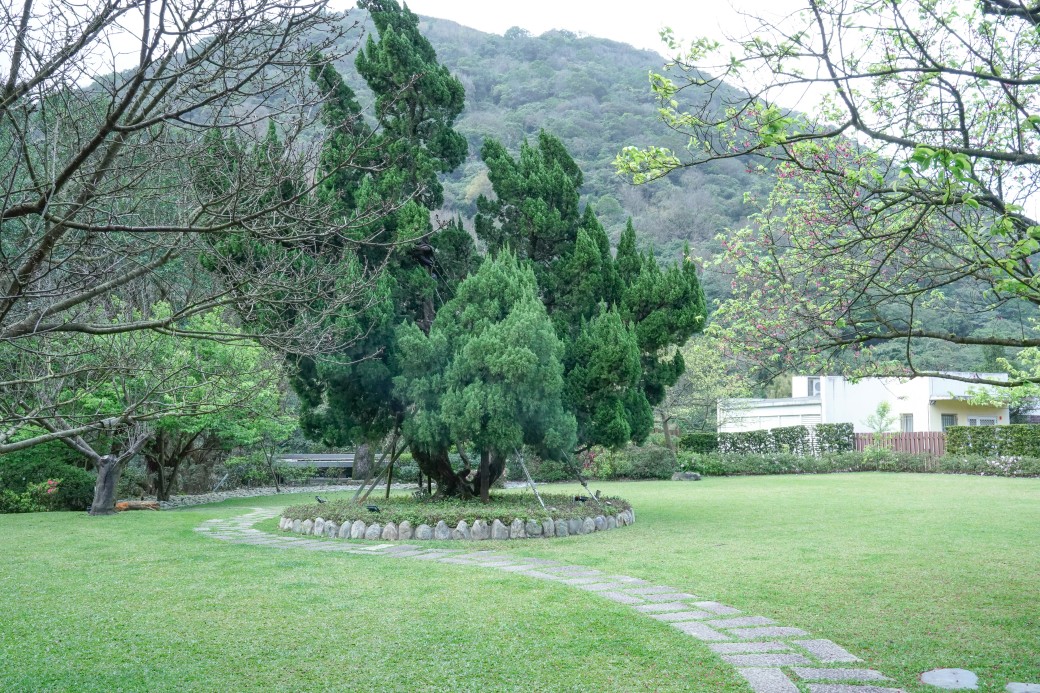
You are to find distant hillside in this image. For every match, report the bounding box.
[329,13,771,299]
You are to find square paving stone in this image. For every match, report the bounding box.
[606,576,650,585]
[642,592,699,602]
[798,682,906,686]
[793,668,890,682]
[519,570,566,580]
[578,582,636,592]
[623,585,683,595]
[735,668,799,693]
[598,591,645,605]
[649,610,713,622]
[707,616,776,628]
[723,654,812,667]
[669,621,730,641]
[634,602,694,613]
[730,626,810,639]
[693,601,742,615]
[792,640,861,663]
[559,576,608,584]
[709,641,792,655]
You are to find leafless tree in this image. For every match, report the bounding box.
[0,0,405,461]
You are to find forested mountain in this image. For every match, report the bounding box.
[328,13,770,300]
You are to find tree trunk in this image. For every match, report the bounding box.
[89,455,121,516]
[661,413,674,453]
[411,446,472,499]
[478,449,490,503]
[352,443,372,481]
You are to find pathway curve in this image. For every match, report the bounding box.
[197,509,905,693]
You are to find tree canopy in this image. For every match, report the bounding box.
[617,0,1040,387]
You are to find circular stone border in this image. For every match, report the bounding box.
[278,507,635,541]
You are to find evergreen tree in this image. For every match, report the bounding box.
[290,4,473,471]
[476,132,706,453]
[396,252,576,501]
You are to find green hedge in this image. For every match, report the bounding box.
[677,433,718,454]
[816,423,855,454]
[679,450,1040,478]
[946,424,1040,457]
[715,423,854,456]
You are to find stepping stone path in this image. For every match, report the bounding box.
[199,509,905,692]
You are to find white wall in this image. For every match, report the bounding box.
[719,398,822,432]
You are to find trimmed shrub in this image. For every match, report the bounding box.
[815,423,854,453]
[947,424,1040,457]
[677,433,718,454]
[771,425,812,455]
[678,450,1040,478]
[718,429,773,454]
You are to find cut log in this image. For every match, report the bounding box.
[114,500,160,512]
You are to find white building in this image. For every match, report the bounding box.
[718,373,1010,433]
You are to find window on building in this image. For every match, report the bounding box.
[901,414,913,433]
[807,377,821,397]
[968,417,997,426]
[941,414,957,431]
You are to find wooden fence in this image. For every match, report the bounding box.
[854,432,945,456]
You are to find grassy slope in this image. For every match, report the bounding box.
[1,473,1037,692]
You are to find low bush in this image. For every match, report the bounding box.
[282,493,632,527]
[0,456,95,511]
[678,450,1040,478]
[584,445,676,481]
[0,479,65,514]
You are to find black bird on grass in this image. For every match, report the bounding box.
[316,496,327,504]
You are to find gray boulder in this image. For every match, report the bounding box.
[350,520,366,539]
[338,522,350,539]
[525,519,542,537]
[325,521,338,537]
[398,521,413,540]
[301,519,313,535]
[509,518,526,539]
[671,471,702,481]
[567,518,582,535]
[542,518,555,537]
[491,519,509,540]
[452,521,471,541]
[593,515,606,531]
[291,519,302,533]
[364,523,382,540]
[581,517,595,534]
[415,524,433,540]
[471,519,490,540]
[554,519,569,538]
[381,522,398,541]
[313,518,325,536]
[434,520,451,540]
[606,516,617,530]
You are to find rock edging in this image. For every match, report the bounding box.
[277,508,635,541]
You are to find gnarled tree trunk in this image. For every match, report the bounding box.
[352,444,372,481]
[89,455,121,516]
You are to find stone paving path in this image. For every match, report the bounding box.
[197,509,906,693]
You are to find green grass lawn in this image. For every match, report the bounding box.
[1,473,1037,692]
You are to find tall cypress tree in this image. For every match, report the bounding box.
[290,2,474,471]
[476,132,706,454]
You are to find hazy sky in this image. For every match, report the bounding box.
[331,0,806,56]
